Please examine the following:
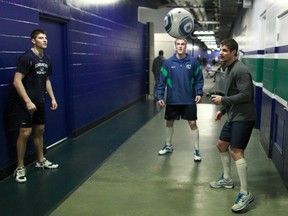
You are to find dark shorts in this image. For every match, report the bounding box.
[18,102,46,128]
[219,121,255,149]
[165,104,197,121]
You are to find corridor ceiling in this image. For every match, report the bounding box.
[146,0,249,46]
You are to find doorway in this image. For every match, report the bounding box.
[39,16,69,147]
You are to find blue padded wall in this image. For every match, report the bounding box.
[0,0,148,170]
[69,5,147,130]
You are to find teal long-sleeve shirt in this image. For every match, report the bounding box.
[156,54,203,105]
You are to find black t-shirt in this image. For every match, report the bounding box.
[16,49,52,103]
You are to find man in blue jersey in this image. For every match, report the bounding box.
[155,38,204,161]
[13,29,59,183]
[209,38,256,212]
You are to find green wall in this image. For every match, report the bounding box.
[277,59,288,101]
[242,58,263,83]
[243,57,288,101]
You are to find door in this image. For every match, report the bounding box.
[39,17,69,147]
[284,107,288,188]
[271,102,287,178]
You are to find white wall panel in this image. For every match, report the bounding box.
[232,0,288,51]
[276,9,288,46]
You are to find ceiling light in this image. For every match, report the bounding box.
[194,31,215,35]
[67,0,119,6]
[206,44,218,49]
[197,36,216,40]
[201,38,216,42]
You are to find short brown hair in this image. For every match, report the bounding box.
[220,38,238,56]
[30,29,46,39]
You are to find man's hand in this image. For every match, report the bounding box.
[26,101,37,112]
[215,111,222,121]
[50,99,58,110]
[158,99,165,107]
[211,95,222,105]
[195,95,202,104]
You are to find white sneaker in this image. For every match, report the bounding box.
[158,144,173,155]
[194,149,202,161]
[35,158,59,169]
[14,167,27,183]
[210,175,234,189]
[232,192,254,212]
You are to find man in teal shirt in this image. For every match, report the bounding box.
[156,38,204,161]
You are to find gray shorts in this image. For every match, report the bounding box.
[219,121,255,149]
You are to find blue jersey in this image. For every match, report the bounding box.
[156,54,203,105]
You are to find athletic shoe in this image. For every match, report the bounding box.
[158,144,173,155]
[194,149,202,161]
[231,192,254,212]
[14,167,27,183]
[210,175,234,189]
[35,158,59,169]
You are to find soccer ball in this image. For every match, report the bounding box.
[164,8,194,38]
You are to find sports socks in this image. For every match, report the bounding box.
[236,158,248,194]
[220,151,231,179]
[165,127,174,145]
[191,128,199,150]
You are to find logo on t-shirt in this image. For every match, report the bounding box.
[186,64,191,69]
[35,62,48,75]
